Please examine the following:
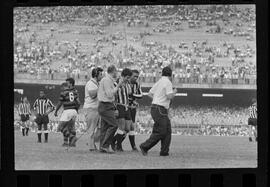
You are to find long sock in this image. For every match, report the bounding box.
[129,135,136,148]
[37,133,42,142]
[44,133,48,142]
[116,134,124,150]
[26,128,29,136]
[63,134,68,145]
[22,128,25,136]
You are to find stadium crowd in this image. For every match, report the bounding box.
[14,104,250,136]
[14,5,256,85]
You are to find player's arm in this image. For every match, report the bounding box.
[54,101,62,116]
[46,99,55,115]
[132,84,143,99]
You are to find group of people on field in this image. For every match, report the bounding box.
[17,65,257,156]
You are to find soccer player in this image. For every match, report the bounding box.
[248,98,257,142]
[124,69,143,151]
[18,97,31,136]
[111,68,133,152]
[83,67,104,151]
[139,66,177,156]
[54,82,80,147]
[33,91,55,143]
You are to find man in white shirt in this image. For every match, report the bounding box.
[83,67,104,151]
[139,66,177,156]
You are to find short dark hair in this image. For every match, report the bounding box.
[107,65,117,74]
[162,66,172,77]
[61,82,69,87]
[132,69,140,75]
[92,67,103,78]
[121,68,132,77]
[66,78,75,86]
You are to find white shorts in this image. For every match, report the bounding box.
[60,109,77,122]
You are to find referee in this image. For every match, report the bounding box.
[248,98,257,142]
[33,90,55,143]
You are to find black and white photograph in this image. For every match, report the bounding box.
[13,5,257,170]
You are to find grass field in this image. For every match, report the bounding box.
[15,131,257,170]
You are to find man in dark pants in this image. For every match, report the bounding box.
[139,66,177,156]
[97,65,123,153]
[33,90,55,143]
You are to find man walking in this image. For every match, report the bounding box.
[83,67,104,151]
[139,66,177,156]
[111,68,133,152]
[33,90,55,143]
[97,65,123,153]
[54,82,80,147]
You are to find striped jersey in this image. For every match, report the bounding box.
[33,97,55,115]
[114,81,132,107]
[249,103,257,119]
[59,88,80,110]
[129,81,143,106]
[18,103,31,115]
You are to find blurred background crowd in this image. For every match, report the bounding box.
[14,104,250,136]
[14,5,256,85]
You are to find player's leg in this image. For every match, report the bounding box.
[25,115,30,136]
[59,121,69,146]
[22,123,25,136]
[128,108,138,151]
[248,118,253,142]
[43,116,49,143]
[21,115,26,136]
[35,115,42,143]
[114,118,126,151]
[68,109,78,147]
[254,125,257,141]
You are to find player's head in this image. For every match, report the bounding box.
[66,78,75,88]
[39,90,45,98]
[162,66,173,77]
[23,96,28,103]
[107,65,118,79]
[92,67,104,82]
[130,69,140,83]
[251,98,257,105]
[61,82,69,91]
[121,68,132,82]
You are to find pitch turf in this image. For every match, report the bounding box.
[15,131,257,170]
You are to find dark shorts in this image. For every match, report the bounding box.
[20,114,29,122]
[248,118,257,126]
[130,108,137,123]
[116,105,131,120]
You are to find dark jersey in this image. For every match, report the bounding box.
[59,88,80,110]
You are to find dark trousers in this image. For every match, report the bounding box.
[141,105,172,155]
[98,102,118,149]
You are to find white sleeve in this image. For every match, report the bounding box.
[165,81,173,95]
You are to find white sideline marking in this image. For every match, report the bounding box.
[142,92,187,96]
[202,93,223,97]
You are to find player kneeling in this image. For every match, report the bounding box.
[55,82,80,147]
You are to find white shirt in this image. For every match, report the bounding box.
[83,78,99,109]
[149,76,173,109]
